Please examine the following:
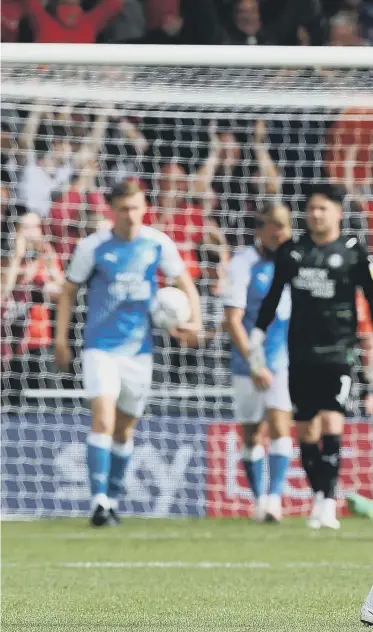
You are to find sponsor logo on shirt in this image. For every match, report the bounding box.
[293,267,336,298]
[109,273,151,301]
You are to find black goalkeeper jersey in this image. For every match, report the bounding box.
[256,234,373,366]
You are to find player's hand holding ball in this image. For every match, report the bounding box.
[169,322,201,346]
[151,287,192,335]
[151,287,200,345]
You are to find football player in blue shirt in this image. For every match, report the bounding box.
[224,203,292,522]
[55,179,201,526]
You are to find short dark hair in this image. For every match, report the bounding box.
[34,138,49,160]
[196,244,221,266]
[305,182,346,206]
[52,124,68,141]
[109,178,144,202]
[255,201,291,228]
[14,204,28,219]
[1,121,12,134]
[1,168,11,185]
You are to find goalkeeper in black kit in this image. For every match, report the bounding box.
[249,183,373,529]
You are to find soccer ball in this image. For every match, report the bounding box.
[151,287,191,329]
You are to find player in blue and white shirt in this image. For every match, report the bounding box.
[55,179,201,526]
[224,203,293,522]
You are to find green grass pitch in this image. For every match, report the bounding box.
[2,517,373,632]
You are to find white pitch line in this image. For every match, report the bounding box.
[63,561,271,569]
[283,561,373,569]
[2,561,372,570]
[58,561,373,570]
[2,529,371,541]
[0,530,214,541]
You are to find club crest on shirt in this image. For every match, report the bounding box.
[254,271,271,295]
[127,245,158,274]
[327,253,343,269]
[140,248,157,266]
[290,250,302,262]
[257,272,269,285]
[104,252,118,263]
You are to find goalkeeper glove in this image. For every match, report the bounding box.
[247,328,266,375]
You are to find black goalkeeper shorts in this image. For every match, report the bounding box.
[288,362,352,422]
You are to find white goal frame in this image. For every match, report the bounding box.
[3,43,373,67]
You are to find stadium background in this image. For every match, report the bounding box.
[1,1,373,520]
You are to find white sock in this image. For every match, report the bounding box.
[87,432,112,449]
[269,436,293,457]
[241,444,265,461]
[91,492,110,511]
[107,497,119,511]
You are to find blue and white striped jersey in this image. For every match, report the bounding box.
[67,226,185,356]
[224,245,290,377]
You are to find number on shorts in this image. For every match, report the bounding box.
[336,375,351,405]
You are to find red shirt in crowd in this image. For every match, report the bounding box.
[25,0,122,43]
[1,0,25,42]
[357,290,373,337]
[143,203,205,278]
[325,107,373,248]
[45,189,112,260]
[144,0,180,30]
[1,250,62,356]
[21,255,63,351]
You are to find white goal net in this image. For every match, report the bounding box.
[1,44,373,519]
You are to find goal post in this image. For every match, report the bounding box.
[1,44,373,519]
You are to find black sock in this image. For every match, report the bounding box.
[300,442,322,493]
[320,434,341,499]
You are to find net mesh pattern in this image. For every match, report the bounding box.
[3,64,373,106]
[1,60,372,518]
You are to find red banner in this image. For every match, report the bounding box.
[206,423,373,518]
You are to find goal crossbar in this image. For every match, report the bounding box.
[3,43,373,68]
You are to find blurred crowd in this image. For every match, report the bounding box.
[2,0,373,46]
